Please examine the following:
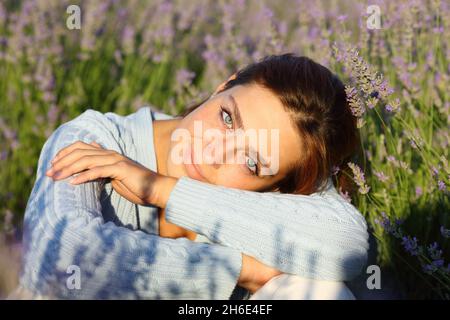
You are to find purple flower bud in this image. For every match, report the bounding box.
[415,186,423,197]
[440,226,450,238]
[402,236,419,256]
[332,165,340,175]
[176,69,196,87]
[337,15,348,22]
[431,166,439,176]
[427,242,442,260]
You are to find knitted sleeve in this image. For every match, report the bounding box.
[165,176,369,281]
[20,110,242,299]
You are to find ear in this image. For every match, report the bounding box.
[211,72,237,98]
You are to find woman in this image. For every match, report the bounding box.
[19,54,369,299]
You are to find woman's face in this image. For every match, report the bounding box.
[166,83,303,192]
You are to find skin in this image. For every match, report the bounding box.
[155,79,303,240]
[45,75,303,293]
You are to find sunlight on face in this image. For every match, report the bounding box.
[167,83,303,192]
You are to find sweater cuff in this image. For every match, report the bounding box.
[165,176,216,236]
[165,176,243,299]
[208,248,243,299]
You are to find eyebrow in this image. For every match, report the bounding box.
[228,94,272,173]
[229,94,244,130]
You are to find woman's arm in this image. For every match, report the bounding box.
[41,109,368,285]
[163,176,370,282]
[21,116,244,299]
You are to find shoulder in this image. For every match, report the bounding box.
[146,104,175,120]
[48,106,173,157]
[42,108,128,156]
[58,108,118,139]
[63,105,173,127]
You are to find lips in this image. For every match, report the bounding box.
[183,143,207,182]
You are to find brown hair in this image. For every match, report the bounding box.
[179,53,360,196]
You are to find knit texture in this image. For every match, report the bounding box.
[20,106,369,299]
[166,176,369,281]
[20,107,241,299]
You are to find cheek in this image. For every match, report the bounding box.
[165,156,185,178]
[184,106,218,132]
[212,165,257,190]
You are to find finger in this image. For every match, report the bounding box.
[69,164,121,185]
[50,154,120,181]
[51,141,99,164]
[90,141,103,148]
[47,149,111,176]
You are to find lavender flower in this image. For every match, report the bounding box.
[0,0,449,300]
[121,25,135,55]
[415,186,423,197]
[427,242,443,261]
[440,226,450,238]
[46,103,59,125]
[345,85,366,128]
[366,96,379,109]
[423,260,445,274]
[176,69,196,87]
[334,43,392,100]
[347,162,371,194]
[402,236,419,256]
[338,187,352,203]
[337,15,348,23]
[332,165,340,175]
[385,98,400,113]
[374,170,390,182]
[345,86,365,117]
[375,211,403,238]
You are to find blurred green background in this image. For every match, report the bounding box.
[0,0,449,299]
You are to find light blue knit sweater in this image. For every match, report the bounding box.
[19,106,369,299]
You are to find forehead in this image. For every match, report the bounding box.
[221,84,302,175]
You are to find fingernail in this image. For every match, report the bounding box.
[53,171,62,178]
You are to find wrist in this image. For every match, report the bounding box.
[150,174,178,208]
[238,254,282,293]
[238,255,262,293]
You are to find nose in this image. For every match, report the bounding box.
[202,131,240,168]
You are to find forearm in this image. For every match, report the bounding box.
[239,255,283,293]
[159,176,369,281]
[151,174,178,208]
[148,176,278,292]
[22,214,243,299]
[21,115,243,299]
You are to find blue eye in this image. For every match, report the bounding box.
[245,156,258,175]
[221,107,233,128]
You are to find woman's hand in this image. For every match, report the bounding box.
[239,254,283,293]
[45,141,177,207]
[46,141,282,292]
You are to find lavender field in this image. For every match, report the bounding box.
[0,0,449,299]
